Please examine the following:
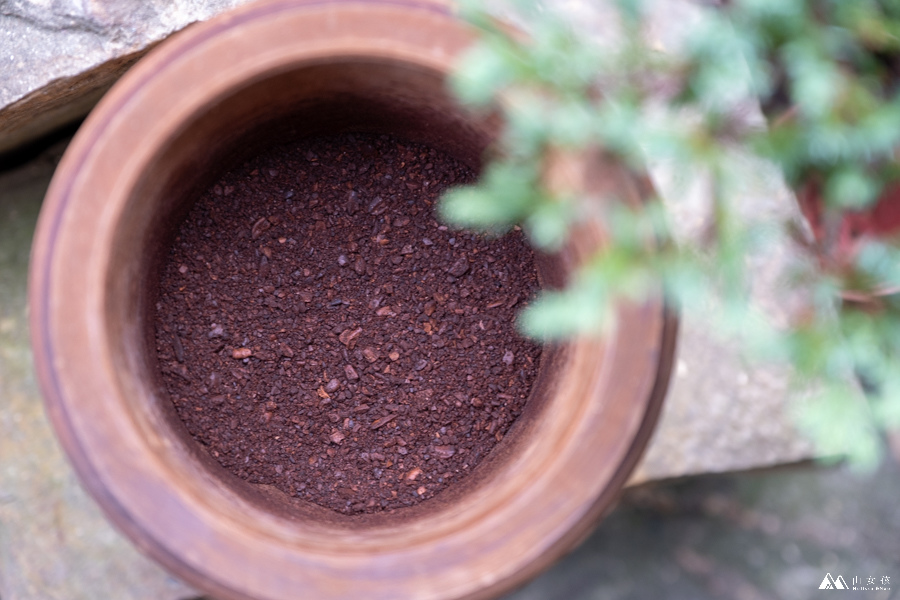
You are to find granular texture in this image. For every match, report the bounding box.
[154,133,541,514]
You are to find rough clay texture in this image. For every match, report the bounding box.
[154,133,541,514]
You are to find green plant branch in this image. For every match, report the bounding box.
[440,0,900,468]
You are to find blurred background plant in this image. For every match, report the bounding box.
[439,0,900,467]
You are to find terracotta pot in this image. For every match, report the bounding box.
[29,1,677,599]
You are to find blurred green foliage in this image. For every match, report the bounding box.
[440,0,900,467]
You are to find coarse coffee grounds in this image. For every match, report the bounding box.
[153,133,542,514]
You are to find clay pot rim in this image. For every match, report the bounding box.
[29,1,677,599]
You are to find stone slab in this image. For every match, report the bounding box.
[0,0,256,155]
[627,0,820,482]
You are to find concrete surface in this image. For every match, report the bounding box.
[508,460,899,600]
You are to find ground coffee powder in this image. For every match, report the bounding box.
[154,133,541,514]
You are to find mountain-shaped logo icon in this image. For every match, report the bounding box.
[819,573,848,590]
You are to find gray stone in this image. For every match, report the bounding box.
[629,147,821,484]
[632,0,854,482]
[0,0,255,155]
[630,319,816,484]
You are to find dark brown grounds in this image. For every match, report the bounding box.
[153,133,541,514]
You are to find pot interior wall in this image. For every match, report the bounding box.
[104,57,568,528]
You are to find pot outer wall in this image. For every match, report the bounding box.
[28,1,679,599]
